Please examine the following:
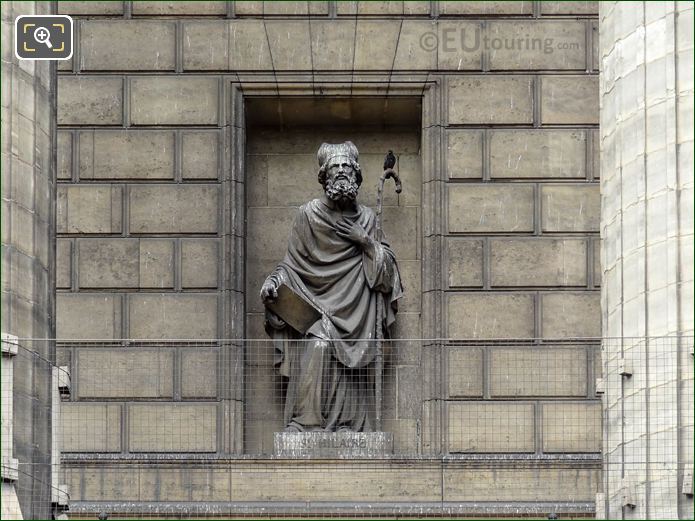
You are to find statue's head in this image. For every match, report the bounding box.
[317,141,362,203]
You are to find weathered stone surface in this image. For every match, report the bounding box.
[56,239,71,289]
[229,20,273,70]
[382,206,419,261]
[448,293,535,338]
[58,1,124,14]
[236,1,328,15]
[309,21,356,71]
[61,403,121,452]
[446,130,483,179]
[541,184,600,232]
[76,349,174,398]
[130,77,219,125]
[182,21,227,70]
[353,20,402,70]
[488,21,586,70]
[264,21,312,70]
[79,131,175,180]
[397,260,421,312]
[129,185,219,233]
[57,185,122,234]
[182,132,219,179]
[128,294,217,339]
[541,292,600,337]
[57,77,123,125]
[336,1,428,15]
[448,76,533,124]
[437,22,483,70]
[132,1,227,14]
[542,402,601,452]
[439,1,533,15]
[56,294,121,339]
[448,402,535,452]
[447,347,483,397]
[274,431,393,458]
[181,239,218,288]
[57,131,72,180]
[490,239,587,286]
[490,348,588,397]
[541,75,599,124]
[77,238,139,288]
[128,403,217,452]
[80,21,175,71]
[489,130,586,179]
[392,21,438,70]
[181,349,218,398]
[448,184,534,233]
[139,239,175,289]
[540,1,598,14]
[447,239,483,287]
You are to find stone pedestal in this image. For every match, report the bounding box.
[274,431,393,458]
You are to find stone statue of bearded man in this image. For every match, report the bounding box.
[261,141,403,433]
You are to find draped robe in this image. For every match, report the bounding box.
[264,196,403,431]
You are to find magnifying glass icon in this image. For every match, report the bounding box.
[33,26,53,49]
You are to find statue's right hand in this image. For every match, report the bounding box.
[260,279,279,304]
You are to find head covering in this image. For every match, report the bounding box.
[317,141,359,168]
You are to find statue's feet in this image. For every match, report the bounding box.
[284,424,301,433]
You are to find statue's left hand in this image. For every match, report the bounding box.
[335,219,370,248]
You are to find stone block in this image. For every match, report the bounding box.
[129,185,219,233]
[61,403,121,453]
[446,130,483,179]
[274,431,393,458]
[541,75,599,124]
[353,20,402,70]
[128,403,217,452]
[336,1,428,15]
[382,206,419,260]
[542,401,601,452]
[78,131,175,180]
[130,77,219,125]
[182,21,228,70]
[264,21,312,70]
[56,239,71,289]
[58,76,123,126]
[236,1,328,15]
[397,260,421,312]
[132,1,227,14]
[448,76,533,124]
[392,20,438,70]
[447,347,483,397]
[181,239,218,289]
[265,154,319,207]
[57,185,122,234]
[439,1,533,15]
[246,207,295,262]
[490,239,587,286]
[437,21,484,71]
[448,184,534,233]
[181,349,218,398]
[80,21,175,71]
[56,293,121,339]
[77,238,139,288]
[228,20,273,70]
[128,294,218,339]
[139,239,175,289]
[76,349,174,398]
[443,467,599,502]
[541,184,600,232]
[490,348,588,397]
[447,402,535,452]
[310,21,356,71]
[488,21,586,70]
[448,293,535,338]
[489,130,587,179]
[447,238,483,287]
[57,131,72,180]
[58,1,124,14]
[541,292,600,337]
[245,365,284,420]
[182,132,219,179]
[540,1,598,14]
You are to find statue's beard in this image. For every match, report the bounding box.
[324,177,359,203]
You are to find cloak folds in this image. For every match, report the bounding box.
[264,197,403,430]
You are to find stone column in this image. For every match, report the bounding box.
[599,1,694,518]
[1,1,56,518]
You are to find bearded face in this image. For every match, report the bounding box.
[323,156,359,203]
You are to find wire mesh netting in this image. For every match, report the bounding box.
[1,336,693,519]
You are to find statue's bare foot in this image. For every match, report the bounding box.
[284,424,301,433]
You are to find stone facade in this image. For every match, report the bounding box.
[1,1,57,518]
[599,2,694,519]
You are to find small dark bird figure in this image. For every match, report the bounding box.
[383,150,396,171]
